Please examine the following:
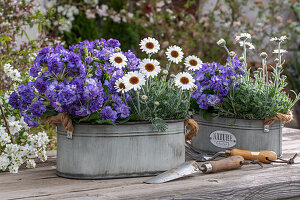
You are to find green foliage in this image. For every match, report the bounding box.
[64,12,100,45]
[128,76,191,131]
[215,82,298,120]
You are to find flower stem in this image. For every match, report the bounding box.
[0,102,14,144]
[136,90,141,114]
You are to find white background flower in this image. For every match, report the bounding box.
[115,77,129,93]
[184,55,203,71]
[174,72,195,90]
[139,59,161,78]
[273,49,287,54]
[139,37,160,54]
[109,52,128,69]
[239,41,255,49]
[235,33,251,41]
[166,45,184,64]
[123,72,146,91]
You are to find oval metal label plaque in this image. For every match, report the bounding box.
[209,131,236,148]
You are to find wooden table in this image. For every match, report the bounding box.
[1,128,300,200]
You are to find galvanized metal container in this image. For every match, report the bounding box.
[56,120,185,179]
[191,115,283,156]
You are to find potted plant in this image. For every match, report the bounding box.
[9,38,196,179]
[190,34,300,156]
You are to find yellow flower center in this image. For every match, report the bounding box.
[145,42,154,49]
[129,76,139,85]
[145,63,155,72]
[180,77,189,85]
[114,56,123,63]
[171,50,179,58]
[118,82,126,90]
[189,59,198,66]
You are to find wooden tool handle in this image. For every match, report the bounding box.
[229,149,277,164]
[201,156,244,173]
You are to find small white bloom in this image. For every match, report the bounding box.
[114,77,129,93]
[123,71,146,91]
[272,49,287,54]
[0,155,10,171]
[8,164,19,173]
[270,37,279,42]
[5,144,19,156]
[217,38,226,47]
[174,72,195,90]
[235,33,251,41]
[166,45,184,64]
[279,36,287,42]
[260,52,268,59]
[26,159,36,168]
[184,55,203,71]
[239,41,255,49]
[139,37,160,54]
[141,95,148,101]
[39,150,48,162]
[109,52,128,69]
[138,59,161,78]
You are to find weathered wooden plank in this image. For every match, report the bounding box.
[0,128,299,200]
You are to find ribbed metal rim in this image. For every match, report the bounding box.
[74,119,186,126]
[56,170,164,180]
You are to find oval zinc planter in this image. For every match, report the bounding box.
[56,120,185,179]
[191,115,283,156]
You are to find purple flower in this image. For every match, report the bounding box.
[50,101,64,112]
[88,98,104,113]
[23,114,39,128]
[83,84,99,101]
[58,87,77,105]
[9,91,20,109]
[85,57,93,63]
[28,100,46,117]
[100,106,117,122]
[34,77,49,93]
[197,94,209,110]
[116,103,130,119]
[123,50,141,71]
[17,85,35,110]
[207,95,220,107]
[75,106,91,117]
[107,39,120,48]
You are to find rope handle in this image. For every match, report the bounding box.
[264,111,293,126]
[44,112,74,139]
[184,119,199,141]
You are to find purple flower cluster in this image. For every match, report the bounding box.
[191,56,244,110]
[9,39,141,127]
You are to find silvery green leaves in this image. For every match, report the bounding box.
[215,34,299,120]
[126,38,193,131]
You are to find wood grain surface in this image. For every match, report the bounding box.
[0,128,300,200]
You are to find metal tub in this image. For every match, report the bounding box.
[191,115,283,156]
[56,120,185,179]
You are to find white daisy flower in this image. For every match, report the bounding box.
[235,33,251,41]
[174,72,195,90]
[272,49,287,54]
[109,52,128,69]
[115,77,129,93]
[271,36,287,42]
[239,41,255,49]
[123,71,146,91]
[270,37,279,42]
[138,59,161,78]
[166,45,184,64]
[139,37,160,54]
[184,55,203,71]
